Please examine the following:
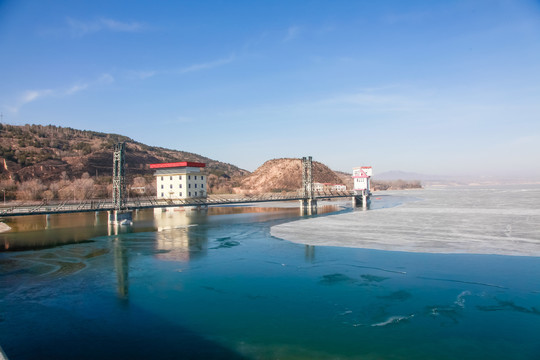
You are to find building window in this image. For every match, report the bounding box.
[179,175,182,180]
[195,191,197,196]
[179,184,182,188]
[179,192,182,197]
[170,176,172,180]
[161,185,164,189]
[201,184,204,188]
[195,184,197,188]
[170,184,173,189]
[195,175,197,180]
[188,184,191,188]
[188,175,191,180]
[189,192,191,197]
[161,192,164,197]
[161,176,163,181]
[201,176,204,180]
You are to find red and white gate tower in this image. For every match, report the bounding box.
[352,166,372,194]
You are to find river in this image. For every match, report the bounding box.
[1,186,539,359]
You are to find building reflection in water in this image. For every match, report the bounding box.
[107,204,339,298]
[108,209,210,299]
[153,208,209,262]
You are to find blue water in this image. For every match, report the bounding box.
[1,195,540,359]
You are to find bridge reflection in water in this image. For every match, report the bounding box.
[1,204,345,301]
[107,204,346,298]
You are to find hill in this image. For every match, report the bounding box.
[238,158,345,193]
[0,123,248,193]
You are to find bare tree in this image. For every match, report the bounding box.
[42,190,55,201]
[0,179,16,201]
[56,178,74,200]
[72,172,94,200]
[132,176,146,188]
[16,179,46,200]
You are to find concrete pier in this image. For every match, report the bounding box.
[300,199,318,215]
[352,192,370,209]
[108,210,133,225]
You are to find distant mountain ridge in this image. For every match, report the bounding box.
[374,170,540,186]
[374,170,435,181]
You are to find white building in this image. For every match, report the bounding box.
[313,182,325,192]
[150,162,207,199]
[313,182,347,192]
[331,184,347,191]
[352,166,372,192]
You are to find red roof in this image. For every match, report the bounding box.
[150,162,206,169]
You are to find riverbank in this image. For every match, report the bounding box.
[271,186,540,257]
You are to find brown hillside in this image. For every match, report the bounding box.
[0,124,249,184]
[239,158,345,193]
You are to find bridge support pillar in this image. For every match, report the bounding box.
[108,210,133,225]
[352,193,370,209]
[300,199,317,215]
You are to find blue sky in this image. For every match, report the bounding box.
[1,0,539,178]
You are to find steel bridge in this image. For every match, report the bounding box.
[0,146,369,219]
[0,190,356,217]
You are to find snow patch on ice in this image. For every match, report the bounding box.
[271,187,540,257]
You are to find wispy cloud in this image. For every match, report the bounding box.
[177,55,235,74]
[20,89,54,105]
[211,86,421,121]
[67,17,145,37]
[8,73,114,113]
[283,26,301,42]
[97,73,115,84]
[65,83,89,95]
[126,70,157,80]
[321,87,424,112]
[123,54,236,82]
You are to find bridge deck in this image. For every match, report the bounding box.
[0,191,361,217]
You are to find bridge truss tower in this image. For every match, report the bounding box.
[301,156,314,199]
[112,142,127,210]
[301,156,316,214]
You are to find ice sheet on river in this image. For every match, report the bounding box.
[271,186,540,257]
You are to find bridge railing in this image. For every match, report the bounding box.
[0,190,357,217]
